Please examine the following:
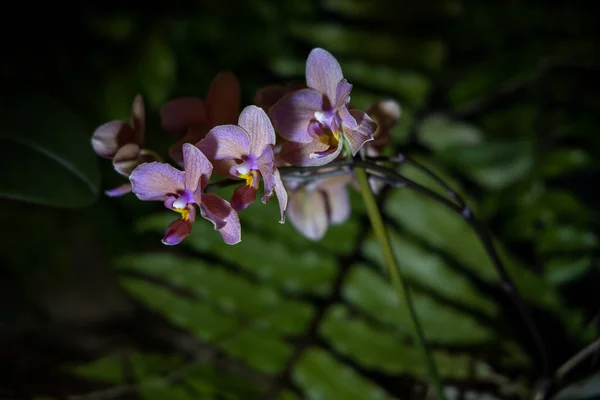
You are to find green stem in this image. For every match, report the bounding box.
[355,167,446,400]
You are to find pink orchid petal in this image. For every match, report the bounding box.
[91,121,136,159]
[105,183,132,197]
[162,218,193,246]
[323,178,351,225]
[365,100,401,154]
[270,88,324,144]
[272,169,288,223]
[130,162,184,201]
[200,193,232,229]
[206,72,241,125]
[131,94,145,144]
[200,193,242,245]
[258,146,275,192]
[345,110,376,155]
[287,186,328,241]
[335,79,352,108]
[198,125,251,163]
[306,48,344,104]
[113,143,142,177]
[160,97,207,139]
[238,105,276,156]
[279,139,343,167]
[182,143,212,193]
[254,85,289,111]
[231,184,258,211]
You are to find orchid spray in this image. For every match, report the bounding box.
[92,48,548,398]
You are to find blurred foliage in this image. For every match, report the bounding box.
[2,1,600,400]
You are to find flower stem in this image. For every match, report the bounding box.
[355,167,446,399]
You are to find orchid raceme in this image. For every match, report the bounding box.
[270,48,377,166]
[91,95,160,197]
[286,174,352,241]
[130,143,241,245]
[161,72,241,165]
[198,105,288,222]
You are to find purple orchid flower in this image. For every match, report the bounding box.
[362,100,401,158]
[129,143,241,245]
[286,174,352,241]
[197,105,288,222]
[270,48,377,166]
[91,95,160,197]
[160,72,241,165]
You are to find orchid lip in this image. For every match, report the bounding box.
[172,189,194,209]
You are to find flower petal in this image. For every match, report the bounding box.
[258,145,275,191]
[279,139,343,167]
[287,186,328,241]
[238,105,276,156]
[272,169,288,223]
[199,193,231,229]
[270,88,324,144]
[365,100,401,154]
[198,125,251,162]
[323,178,351,225]
[200,193,242,245]
[130,162,184,201]
[105,183,132,197]
[344,110,376,155]
[220,209,241,245]
[113,143,142,177]
[162,218,193,246]
[231,184,258,211]
[160,97,207,139]
[254,85,289,111]
[131,94,145,144]
[182,143,212,193]
[206,71,241,125]
[91,121,136,159]
[306,48,344,104]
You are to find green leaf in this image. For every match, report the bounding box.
[552,373,600,400]
[294,349,394,400]
[0,95,100,207]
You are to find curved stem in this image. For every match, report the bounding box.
[355,167,447,399]
[356,158,549,378]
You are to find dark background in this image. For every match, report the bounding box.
[1,2,599,399]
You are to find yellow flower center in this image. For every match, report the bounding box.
[238,170,259,187]
[173,205,192,221]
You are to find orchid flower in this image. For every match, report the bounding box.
[286,174,352,241]
[253,83,306,112]
[161,72,241,165]
[361,100,401,194]
[270,48,377,166]
[91,95,160,197]
[362,100,401,158]
[129,143,241,245]
[197,105,288,222]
